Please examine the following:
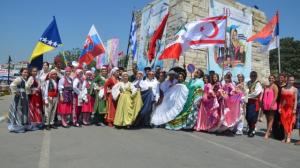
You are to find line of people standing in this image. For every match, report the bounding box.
[7,62,300,145]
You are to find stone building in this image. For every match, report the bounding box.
[130,0,270,81]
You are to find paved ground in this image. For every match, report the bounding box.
[0,95,299,168]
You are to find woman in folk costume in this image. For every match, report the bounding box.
[195,73,221,132]
[133,71,159,128]
[104,67,119,127]
[81,71,95,125]
[112,72,143,127]
[57,66,73,128]
[151,70,189,126]
[93,67,107,126]
[72,69,84,127]
[43,69,59,130]
[261,75,279,139]
[7,68,29,133]
[246,71,263,137]
[234,74,248,135]
[217,72,243,133]
[279,75,297,143]
[26,67,43,130]
[166,69,204,130]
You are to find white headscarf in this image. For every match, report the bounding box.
[109,67,119,77]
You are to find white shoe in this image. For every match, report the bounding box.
[236,130,243,135]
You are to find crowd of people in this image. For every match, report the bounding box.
[6,60,300,145]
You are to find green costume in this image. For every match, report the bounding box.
[93,76,107,124]
[166,78,204,130]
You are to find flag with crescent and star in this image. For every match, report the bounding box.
[159,15,227,60]
[29,16,62,64]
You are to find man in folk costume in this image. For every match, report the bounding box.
[54,56,64,80]
[104,67,119,127]
[57,67,73,128]
[93,66,108,126]
[246,71,263,137]
[72,69,84,127]
[43,69,59,130]
[81,71,95,125]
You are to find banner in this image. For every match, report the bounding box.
[209,0,252,81]
[96,53,107,69]
[106,38,119,67]
[137,0,169,70]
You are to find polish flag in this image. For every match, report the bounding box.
[159,16,227,60]
[79,25,106,65]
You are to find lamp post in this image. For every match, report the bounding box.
[7,55,12,85]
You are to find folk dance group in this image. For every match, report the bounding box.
[7,62,300,145]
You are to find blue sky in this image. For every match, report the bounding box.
[0,0,299,64]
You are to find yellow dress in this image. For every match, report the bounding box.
[113,82,143,126]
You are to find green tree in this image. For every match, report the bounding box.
[269,37,300,80]
[56,48,97,69]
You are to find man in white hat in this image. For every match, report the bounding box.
[43,69,59,130]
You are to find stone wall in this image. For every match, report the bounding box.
[132,0,270,81]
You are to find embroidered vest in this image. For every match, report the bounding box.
[48,80,58,97]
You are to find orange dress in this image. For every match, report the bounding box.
[280,89,296,134]
[104,77,118,123]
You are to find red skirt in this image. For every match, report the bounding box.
[82,94,95,113]
[280,106,296,134]
[29,93,43,123]
[105,94,117,123]
[57,100,73,115]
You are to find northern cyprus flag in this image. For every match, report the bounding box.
[159,16,227,60]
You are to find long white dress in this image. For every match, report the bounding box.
[150,80,189,126]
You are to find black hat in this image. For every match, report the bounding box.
[144,66,151,71]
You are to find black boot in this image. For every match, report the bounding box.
[51,125,58,129]
[45,125,50,130]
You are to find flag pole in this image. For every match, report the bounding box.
[222,15,228,82]
[125,11,135,68]
[278,41,281,74]
[277,11,281,74]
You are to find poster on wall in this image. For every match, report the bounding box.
[137,0,169,71]
[208,0,252,81]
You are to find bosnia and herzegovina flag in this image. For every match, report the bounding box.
[247,11,279,51]
[79,25,105,65]
[29,16,62,69]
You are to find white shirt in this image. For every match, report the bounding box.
[132,79,148,91]
[73,78,83,95]
[58,76,73,94]
[248,81,263,99]
[144,78,160,102]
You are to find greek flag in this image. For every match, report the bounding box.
[129,13,137,60]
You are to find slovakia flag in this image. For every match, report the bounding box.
[79,25,105,65]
